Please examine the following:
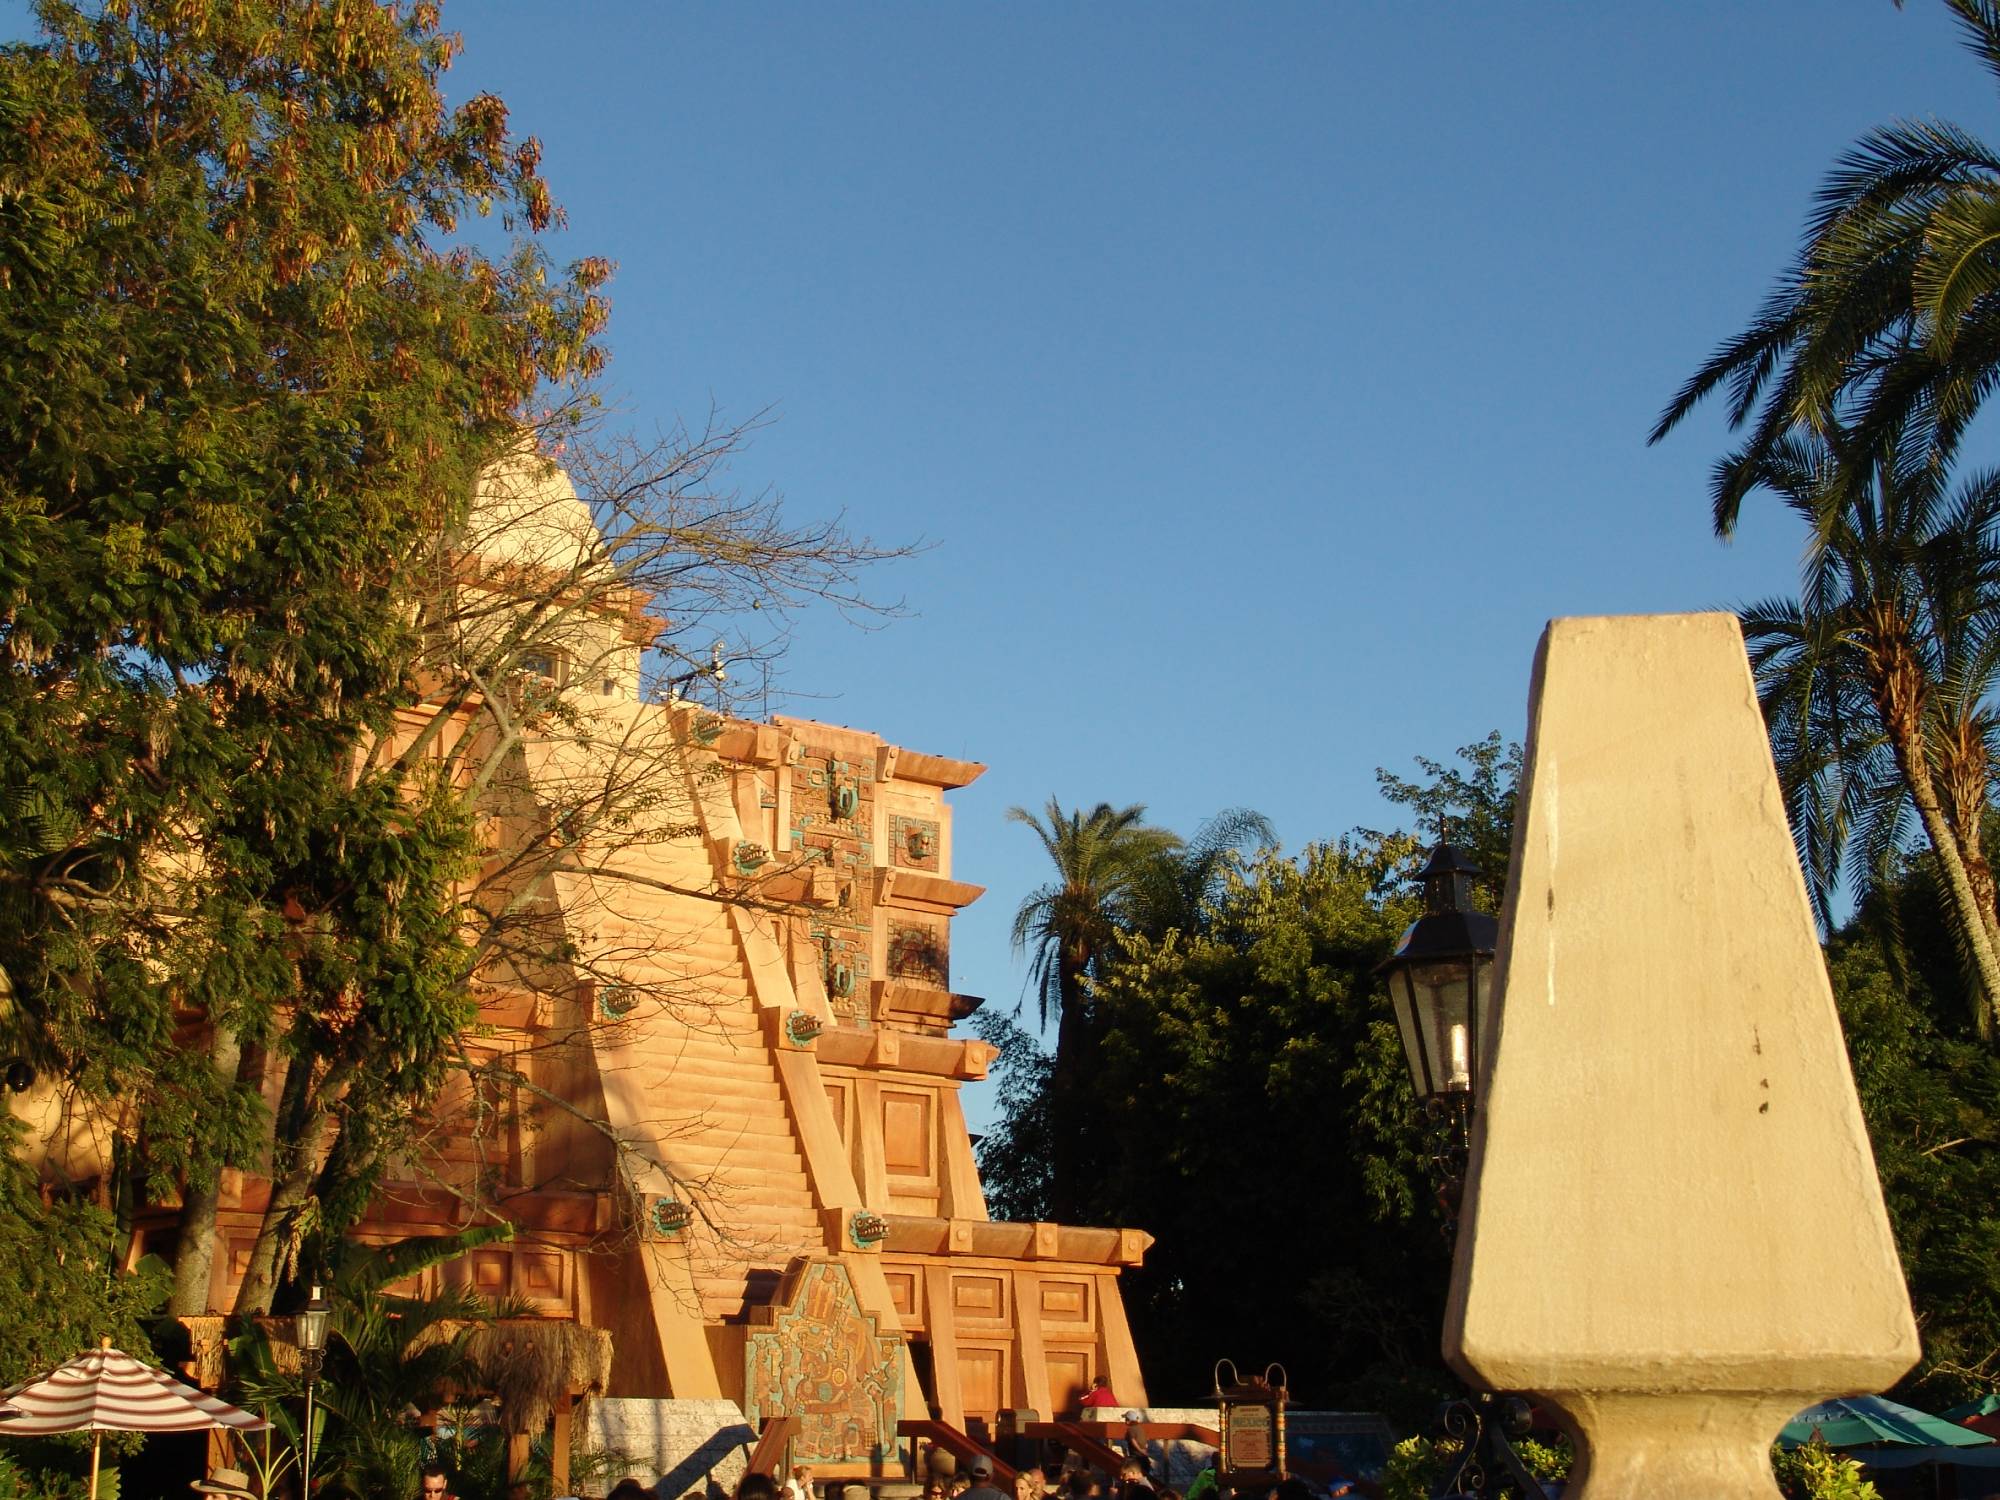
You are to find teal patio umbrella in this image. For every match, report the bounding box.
[1782,1397,1994,1450]
[1943,1393,2000,1440]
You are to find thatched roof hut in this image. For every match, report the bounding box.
[419,1317,614,1435]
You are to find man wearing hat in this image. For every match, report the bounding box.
[191,1469,257,1499]
[961,1455,1008,1500]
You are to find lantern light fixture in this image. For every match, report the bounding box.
[1378,843,1499,1105]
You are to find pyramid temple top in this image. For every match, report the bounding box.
[466,443,604,578]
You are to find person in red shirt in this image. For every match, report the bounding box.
[1079,1377,1119,1410]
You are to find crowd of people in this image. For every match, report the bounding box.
[297,1383,1354,1500]
[305,1445,1354,1500]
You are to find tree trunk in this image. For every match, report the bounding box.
[167,1024,247,1317]
[1937,718,2000,957]
[232,1049,334,1317]
[1047,960,1091,1224]
[1887,703,2000,1036]
[109,1132,141,1274]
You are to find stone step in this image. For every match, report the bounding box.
[667,1165,811,1200]
[644,1042,768,1065]
[642,1068,782,1102]
[669,1116,798,1143]
[656,1048,780,1072]
[650,993,760,1014]
[690,1218,823,1247]
[644,1000,760,1024]
[643,1040,773,1069]
[666,1139,805,1173]
[654,996,760,1015]
[721,1205,823,1228]
[650,1002,761,1026]
[637,956,748,980]
[634,987,755,1010]
[615,943,745,970]
[652,1113,798,1143]
[648,1072,784,1103]
[646,1028,763,1048]
[649,1025,763,1045]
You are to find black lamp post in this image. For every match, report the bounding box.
[1377,843,1497,1217]
[294,1284,330,1496]
[1377,844,1540,1499]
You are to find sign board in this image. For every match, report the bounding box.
[1226,1404,1274,1471]
[1214,1361,1288,1491]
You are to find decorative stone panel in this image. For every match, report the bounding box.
[890,815,941,872]
[743,1259,904,1466]
[886,918,948,988]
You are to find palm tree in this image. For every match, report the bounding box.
[1008,800,1180,1062]
[1008,800,1273,1218]
[1735,426,2000,1034]
[1651,0,2000,532]
[1127,807,1278,942]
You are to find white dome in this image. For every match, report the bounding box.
[466,445,604,576]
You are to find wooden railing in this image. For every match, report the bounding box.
[746,1413,802,1477]
[897,1419,1018,1487]
[1020,1422,1127,1475]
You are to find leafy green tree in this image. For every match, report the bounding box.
[2,0,909,1330]
[0,0,606,1315]
[1090,840,1449,1419]
[1126,806,1277,943]
[0,1118,167,1386]
[1008,800,1181,1035]
[970,1008,1056,1222]
[230,1227,520,1500]
[986,749,1509,1416]
[1826,890,2000,1405]
[0,1115,169,1500]
[1647,0,2000,1034]
[1368,732,1520,911]
[1773,1437,1884,1500]
[1007,800,1272,1221]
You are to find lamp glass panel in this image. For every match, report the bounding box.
[1387,968,1429,1096]
[1469,961,1494,1094]
[1411,961,1473,1094]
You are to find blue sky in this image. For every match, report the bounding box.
[9,3,1993,1124]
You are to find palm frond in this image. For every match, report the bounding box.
[1913,185,2000,353]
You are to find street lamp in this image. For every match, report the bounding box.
[1377,844,1539,1499]
[1376,843,1497,1214]
[294,1284,330,1496]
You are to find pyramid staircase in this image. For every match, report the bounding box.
[596,897,826,1322]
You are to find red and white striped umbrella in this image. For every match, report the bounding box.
[0,1340,270,1499]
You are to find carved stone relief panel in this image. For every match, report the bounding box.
[886,916,948,989]
[889,814,941,872]
[742,1259,905,1467]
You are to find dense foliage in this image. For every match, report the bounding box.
[982,743,1511,1423]
[0,1122,167,1384]
[1828,874,2000,1405]
[1090,840,1443,1419]
[0,0,604,1320]
[1005,800,1272,1222]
